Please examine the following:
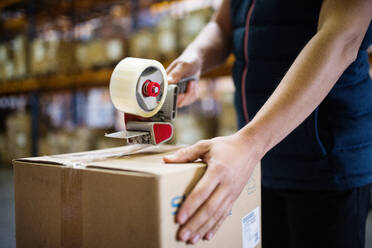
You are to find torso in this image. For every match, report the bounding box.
[230,0,372,190]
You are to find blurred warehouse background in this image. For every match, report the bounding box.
[0,0,241,164]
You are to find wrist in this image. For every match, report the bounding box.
[235,124,268,160]
[183,44,205,70]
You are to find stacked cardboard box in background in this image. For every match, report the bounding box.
[10,35,27,79]
[30,38,56,75]
[0,44,10,81]
[75,39,125,70]
[30,39,76,75]
[6,112,32,161]
[179,9,213,50]
[155,16,178,61]
[129,29,158,59]
[0,35,27,81]
[57,41,76,73]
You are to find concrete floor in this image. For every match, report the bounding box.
[1,166,372,248]
[0,167,15,248]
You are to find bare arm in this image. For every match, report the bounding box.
[189,0,232,73]
[166,0,232,106]
[240,0,372,155]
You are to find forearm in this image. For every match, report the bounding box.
[241,32,355,155]
[182,0,232,74]
[239,13,371,157]
[184,21,231,74]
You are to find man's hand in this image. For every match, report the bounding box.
[166,51,202,107]
[163,132,262,244]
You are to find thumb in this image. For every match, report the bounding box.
[163,141,210,163]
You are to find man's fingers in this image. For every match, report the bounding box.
[177,94,185,107]
[163,140,210,163]
[197,194,232,241]
[178,186,228,243]
[176,168,220,226]
[179,81,198,107]
[204,208,231,241]
[167,60,198,107]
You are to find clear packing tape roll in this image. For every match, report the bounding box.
[109,57,168,118]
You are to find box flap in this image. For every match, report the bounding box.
[14,144,205,176]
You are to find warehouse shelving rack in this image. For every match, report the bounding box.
[0,57,234,95]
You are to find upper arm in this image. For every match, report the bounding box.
[212,0,232,39]
[318,0,372,52]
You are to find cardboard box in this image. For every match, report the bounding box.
[30,39,76,75]
[0,43,12,81]
[129,29,159,59]
[0,37,26,81]
[11,35,27,79]
[57,41,76,73]
[179,9,213,50]
[156,16,178,61]
[76,40,108,69]
[76,39,124,70]
[13,145,261,248]
[106,39,125,63]
[30,38,51,75]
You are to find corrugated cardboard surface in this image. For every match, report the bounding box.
[13,145,261,248]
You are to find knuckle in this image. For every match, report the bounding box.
[205,203,217,216]
[186,193,202,210]
[212,165,226,178]
[179,148,192,161]
[181,149,190,159]
[187,218,204,233]
[223,175,234,186]
[189,189,206,203]
[180,61,191,67]
[186,192,197,204]
[179,204,191,218]
[208,213,220,226]
[184,222,197,234]
[215,206,225,219]
[197,139,210,149]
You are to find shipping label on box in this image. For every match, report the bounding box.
[13,145,261,248]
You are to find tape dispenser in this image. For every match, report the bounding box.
[106,57,196,145]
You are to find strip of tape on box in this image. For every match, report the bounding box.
[15,144,181,168]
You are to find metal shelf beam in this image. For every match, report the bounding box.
[0,56,235,96]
